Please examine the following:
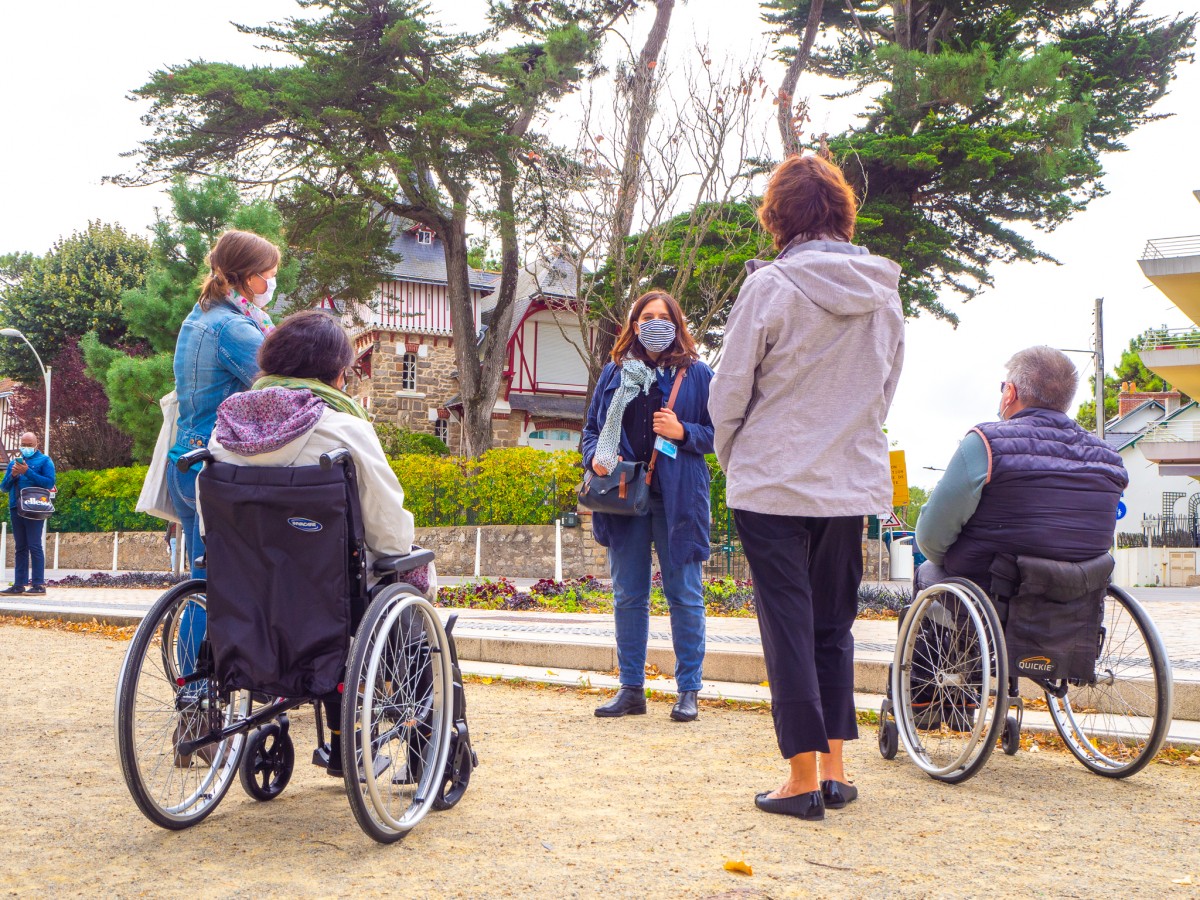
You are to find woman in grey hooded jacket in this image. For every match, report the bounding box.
[710,154,904,821]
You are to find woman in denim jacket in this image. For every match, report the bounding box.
[169,230,281,576]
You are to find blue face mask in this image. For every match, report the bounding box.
[19,447,35,459]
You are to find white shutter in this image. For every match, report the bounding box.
[534,314,588,390]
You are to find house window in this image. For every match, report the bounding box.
[416,229,433,245]
[434,418,448,444]
[401,353,417,391]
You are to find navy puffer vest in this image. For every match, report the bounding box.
[943,408,1128,585]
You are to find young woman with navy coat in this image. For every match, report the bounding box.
[581,291,714,723]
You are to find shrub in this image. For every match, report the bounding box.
[375,423,449,456]
[3,465,161,532]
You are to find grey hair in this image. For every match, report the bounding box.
[1005,346,1078,413]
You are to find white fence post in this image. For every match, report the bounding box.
[554,520,563,583]
[53,533,60,571]
[0,521,6,579]
[111,531,119,574]
[474,528,481,579]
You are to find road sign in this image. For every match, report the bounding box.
[1116,501,1127,521]
[890,450,909,507]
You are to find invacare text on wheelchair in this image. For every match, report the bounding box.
[877,554,1173,784]
[114,447,477,843]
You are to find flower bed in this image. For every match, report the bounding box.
[435,576,909,619]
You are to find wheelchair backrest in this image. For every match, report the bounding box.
[198,458,366,698]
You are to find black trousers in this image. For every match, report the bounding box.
[734,510,862,758]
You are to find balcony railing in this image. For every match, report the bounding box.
[1138,325,1200,353]
[1142,235,1200,261]
[1139,420,1200,444]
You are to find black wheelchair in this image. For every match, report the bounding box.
[878,554,1173,783]
[114,448,476,843]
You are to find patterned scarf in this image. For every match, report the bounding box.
[252,375,371,421]
[593,359,659,472]
[231,291,275,335]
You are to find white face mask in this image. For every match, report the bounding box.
[252,276,277,309]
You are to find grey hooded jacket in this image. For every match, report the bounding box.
[709,239,905,517]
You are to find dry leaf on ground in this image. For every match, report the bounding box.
[724,859,753,876]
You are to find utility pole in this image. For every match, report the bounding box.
[1095,297,1105,441]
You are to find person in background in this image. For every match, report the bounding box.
[710,154,904,821]
[581,291,715,724]
[1,432,56,595]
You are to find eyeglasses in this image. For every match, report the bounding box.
[999,381,1008,393]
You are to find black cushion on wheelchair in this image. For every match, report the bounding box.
[989,553,1113,602]
[373,548,435,576]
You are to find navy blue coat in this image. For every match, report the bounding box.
[1,450,56,511]
[581,361,715,565]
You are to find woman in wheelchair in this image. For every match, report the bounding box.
[209,309,426,776]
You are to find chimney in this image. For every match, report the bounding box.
[1117,383,1182,418]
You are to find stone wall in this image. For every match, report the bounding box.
[5,524,608,580]
[413,522,607,579]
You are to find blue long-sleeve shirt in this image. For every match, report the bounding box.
[915,432,989,565]
[1,450,56,510]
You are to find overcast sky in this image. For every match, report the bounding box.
[2,0,1198,488]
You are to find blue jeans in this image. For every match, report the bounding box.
[10,512,45,587]
[607,494,706,691]
[168,463,206,677]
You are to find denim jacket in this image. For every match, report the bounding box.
[1,450,56,510]
[170,299,265,461]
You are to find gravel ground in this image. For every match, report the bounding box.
[1,623,1198,898]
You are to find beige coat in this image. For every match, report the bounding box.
[709,240,905,517]
[206,408,415,566]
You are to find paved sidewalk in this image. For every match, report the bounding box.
[2,576,1197,740]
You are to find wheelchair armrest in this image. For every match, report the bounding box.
[320,448,353,470]
[373,548,435,576]
[176,449,213,472]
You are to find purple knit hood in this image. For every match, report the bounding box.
[215,388,326,456]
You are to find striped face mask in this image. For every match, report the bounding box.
[637,318,676,352]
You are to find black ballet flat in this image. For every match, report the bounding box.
[754,789,825,821]
[820,779,858,809]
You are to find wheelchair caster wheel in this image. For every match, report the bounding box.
[432,736,474,811]
[240,722,295,801]
[879,718,899,760]
[1002,715,1021,756]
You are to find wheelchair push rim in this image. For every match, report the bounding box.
[1045,585,1173,778]
[114,580,249,829]
[892,581,1008,782]
[343,589,455,843]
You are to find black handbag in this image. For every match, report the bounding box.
[577,368,685,516]
[18,486,54,520]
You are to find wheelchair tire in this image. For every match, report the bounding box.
[1001,715,1020,756]
[115,580,249,830]
[342,587,455,844]
[892,579,1008,784]
[1046,585,1173,778]
[432,733,474,811]
[240,721,295,801]
[878,718,899,761]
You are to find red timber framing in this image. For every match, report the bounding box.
[504,299,591,400]
[374,282,487,335]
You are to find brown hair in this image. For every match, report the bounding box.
[610,291,699,368]
[257,310,353,385]
[758,154,858,251]
[198,230,282,311]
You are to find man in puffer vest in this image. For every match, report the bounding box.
[915,346,1128,590]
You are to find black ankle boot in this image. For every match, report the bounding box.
[594,686,647,718]
[670,690,699,722]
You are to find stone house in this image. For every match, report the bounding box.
[342,219,591,453]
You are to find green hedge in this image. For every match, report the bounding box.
[14,449,731,533]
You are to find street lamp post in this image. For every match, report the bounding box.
[0,328,51,456]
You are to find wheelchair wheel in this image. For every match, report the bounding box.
[342,586,455,843]
[878,718,899,761]
[432,733,474,811]
[240,720,295,801]
[1046,585,1173,778]
[1001,715,1020,756]
[892,580,1008,784]
[115,580,249,829]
